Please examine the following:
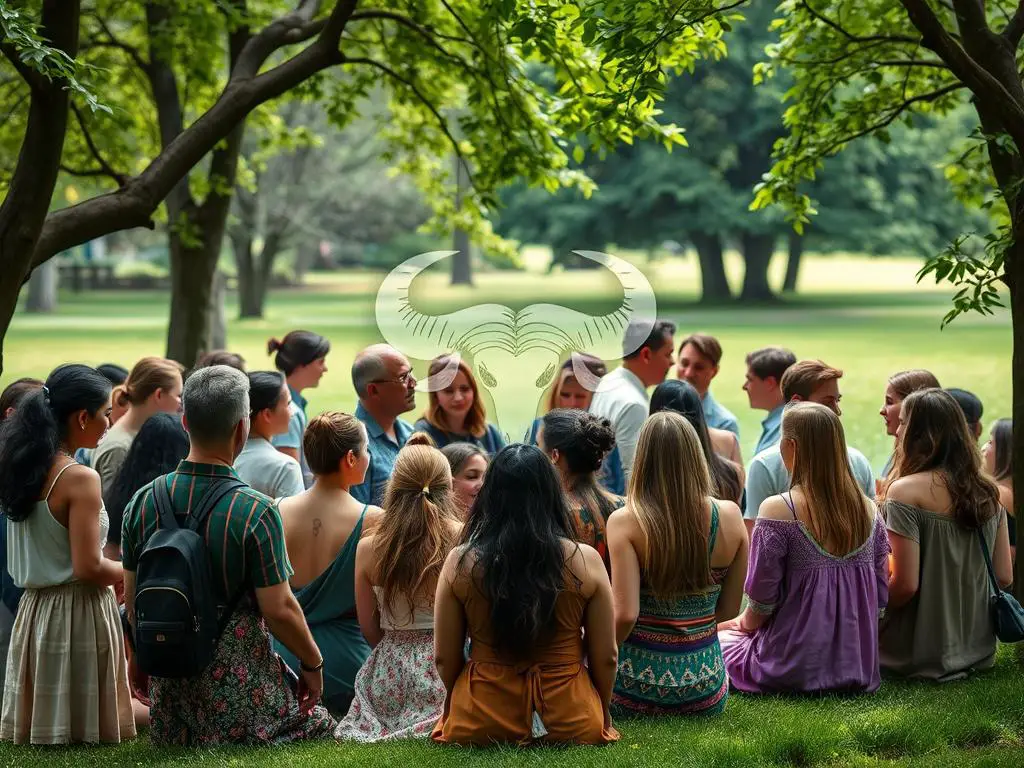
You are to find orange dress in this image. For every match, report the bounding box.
[431,577,619,746]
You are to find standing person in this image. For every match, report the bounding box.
[336,440,461,741]
[234,372,304,500]
[879,389,1012,681]
[349,344,417,506]
[414,355,505,453]
[527,354,626,495]
[76,365,128,468]
[276,412,383,716]
[268,331,331,489]
[440,443,488,519]
[121,366,335,745]
[719,403,890,694]
[676,333,740,438]
[536,409,623,568]
[982,418,1014,555]
[743,347,796,457]
[744,360,874,534]
[92,357,185,495]
[432,445,619,746]
[590,319,676,480]
[0,378,42,697]
[0,365,135,745]
[650,380,745,504]
[878,369,941,481]
[194,350,247,372]
[608,412,748,717]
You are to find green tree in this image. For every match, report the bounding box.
[754,0,1024,593]
[0,0,741,369]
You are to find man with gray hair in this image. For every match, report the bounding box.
[121,365,335,744]
[349,344,417,505]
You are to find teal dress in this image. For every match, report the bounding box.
[275,507,369,715]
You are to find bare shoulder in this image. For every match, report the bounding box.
[885,475,924,505]
[60,462,101,498]
[757,494,794,521]
[361,504,385,533]
[714,498,744,528]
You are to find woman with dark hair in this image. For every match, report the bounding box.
[440,443,488,518]
[193,350,247,373]
[527,354,625,495]
[537,409,622,567]
[432,444,619,745]
[879,389,1012,681]
[982,418,1014,553]
[0,365,135,745]
[650,380,745,504]
[0,378,43,421]
[235,371,304,499]
[414,355,505,453]
[268,330,331,488]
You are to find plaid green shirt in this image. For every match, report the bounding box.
[121,461,293,601]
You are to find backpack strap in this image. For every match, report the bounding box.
[185,477,247,534]
[151,476,178,531]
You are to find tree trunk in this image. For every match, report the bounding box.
[451,154,473,286]
[165,217,222,366]
[690,231,731,301]
[1010,234,1024,602]
[208,270,227,350]
[233,231,263,318]
[740,232,777,301]
[26,260,58,313]
[783,232,803,293]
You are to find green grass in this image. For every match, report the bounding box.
[0,647,1021,767]
[3,250,1011,469]
[0,250,1019,766]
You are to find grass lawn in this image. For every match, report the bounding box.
[0,647,1021,767]
[0,250,1019,766]
[3,250,1011,469]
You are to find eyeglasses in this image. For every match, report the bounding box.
[371,370,415,387]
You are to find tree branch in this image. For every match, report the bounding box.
[900,0,1024,147]
[348,10,476,73]
[1004,2,1024,46]
[0,42,47,91]
[91,13,150,72]
[801,1,921,44]
[32,0,358,267]
[951,0,990,37]
[70,102,128,186]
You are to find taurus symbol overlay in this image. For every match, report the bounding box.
[374,250,658,444]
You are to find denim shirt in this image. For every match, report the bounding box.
[350,402,415,506]
[702,390,740,436]
[753,404,785,458]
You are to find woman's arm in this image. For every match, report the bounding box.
[582,547,618,727]
[354,537,383,647]
[887,531,920,608]
[433,549,467,708]
[67,470,123,587]
[607,509,640,645]
[993,510,1013,589]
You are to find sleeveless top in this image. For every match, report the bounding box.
[374,588,434,631]
[7,461,110,589]
[613,502,729,715]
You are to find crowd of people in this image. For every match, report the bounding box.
[0,320,1015,747]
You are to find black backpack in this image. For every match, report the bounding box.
[132,475,247,679]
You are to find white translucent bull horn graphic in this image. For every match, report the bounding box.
[375,250,657,442]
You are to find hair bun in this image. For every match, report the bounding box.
[405,432,436,448]
[580,416,616,470]
[267,338,282,355]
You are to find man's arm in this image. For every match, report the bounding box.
[615,402,648,477]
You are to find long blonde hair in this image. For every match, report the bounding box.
[422,355,487,438]
[627,411,714,597]
[784,402,871,555]
[374,444,461,619]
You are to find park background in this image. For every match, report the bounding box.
[3,0,1024,766]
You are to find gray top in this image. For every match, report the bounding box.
[7,462,110,589]
[879,500,1003,681]
[234,437,305,501]
[92,420,137,497]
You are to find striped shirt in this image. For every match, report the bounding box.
[121,461,292,601]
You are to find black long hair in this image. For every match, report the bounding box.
[104,413,189,546]
[650,379,743,503]
[458,444,576,660]
[0,364,111,522]
[248,371,286,418]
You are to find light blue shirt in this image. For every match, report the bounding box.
[271,386,312,489]
[350,402,414,506]
[234,437,305,501]
[589,366,650,480]
[743,443,876,520]
[753,404,785,457]
[702,390,739,436]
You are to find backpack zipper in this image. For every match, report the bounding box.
[137,585,198,632]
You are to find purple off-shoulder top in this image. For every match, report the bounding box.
[720,512,891,694]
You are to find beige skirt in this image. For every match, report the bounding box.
[0,581,136,745]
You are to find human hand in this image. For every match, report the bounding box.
[298,667,323,713]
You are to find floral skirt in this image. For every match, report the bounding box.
[149,604,336,746]
[334,629,445,742]
[1,582,136,745]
